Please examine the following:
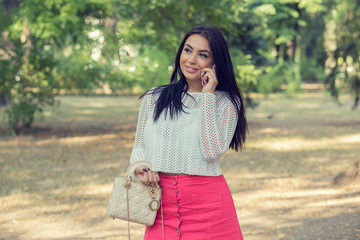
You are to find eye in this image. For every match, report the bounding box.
[184,48,192,53]
[199,53,208,58]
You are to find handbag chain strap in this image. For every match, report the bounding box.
[161,198,164,240]
[126,181,165,240]
[126,185,130,240]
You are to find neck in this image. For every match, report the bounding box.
[186,80,202,92]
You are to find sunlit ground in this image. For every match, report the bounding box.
[0,91,359,239]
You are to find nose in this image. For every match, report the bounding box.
[189,53,196,64]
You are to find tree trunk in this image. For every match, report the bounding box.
[291,5,301,62]
[291,34,297,62]
[283,44,289,62]
[3,0,19,11]
[1,1,19,106]
[351,76,360,110]
[0,92,9,106]
[275,35,280,63]
[352,96,359,110]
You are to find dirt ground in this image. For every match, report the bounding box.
[0,91,359,240]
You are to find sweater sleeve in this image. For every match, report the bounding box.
[130,92,152,163]
[200,93,238,161]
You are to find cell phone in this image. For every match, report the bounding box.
[201,63,214,86]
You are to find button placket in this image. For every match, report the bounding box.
[174,176,182,237]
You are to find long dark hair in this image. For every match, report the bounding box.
[140,25,248,151]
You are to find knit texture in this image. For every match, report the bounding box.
[130,89,239,176]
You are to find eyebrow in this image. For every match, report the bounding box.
[185,44,212,56]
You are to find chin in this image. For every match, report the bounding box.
[183,73,199,82]
[186,77,201,84]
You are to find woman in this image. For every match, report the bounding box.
[130,25,247,240]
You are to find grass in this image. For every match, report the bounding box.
[0,91,359,240]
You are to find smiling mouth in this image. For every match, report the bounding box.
[185,65,199,71]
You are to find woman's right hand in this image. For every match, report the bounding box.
[135,166,160,184]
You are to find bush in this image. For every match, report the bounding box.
[4,63,58,135]
[300,58,325,82]
[258,63,287,96]
[5,102,37,135]
[259,62,303,97]
[231,50,261,108]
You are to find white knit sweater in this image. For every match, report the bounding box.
[130,88,238,176]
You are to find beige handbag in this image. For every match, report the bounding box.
[107,161,164,239]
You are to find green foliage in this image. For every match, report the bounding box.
[1,0,359,134]
[323,0,360,107]
[4,60,58,134]
[0,0,95,133]
[6,102,37,135]
[300,58,325,82]
[259,63,287,96]
[54,44,99,92]
[231,50,261,108]
[258,62,302,97]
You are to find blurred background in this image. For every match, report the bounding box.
[0,0,359,240]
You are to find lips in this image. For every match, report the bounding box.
[184,65,199,73]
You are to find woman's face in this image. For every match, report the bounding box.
[179,34,213,83]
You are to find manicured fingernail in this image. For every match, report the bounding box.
[148,168,151,171]
[143,168,148,172]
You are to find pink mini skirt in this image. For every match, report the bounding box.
[144,173,244,240]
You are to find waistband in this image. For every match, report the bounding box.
[158,173,224,184]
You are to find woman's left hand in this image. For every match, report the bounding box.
[135,166,160,184]
[201,64,218,93]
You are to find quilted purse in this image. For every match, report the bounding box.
[107,161,164,239]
